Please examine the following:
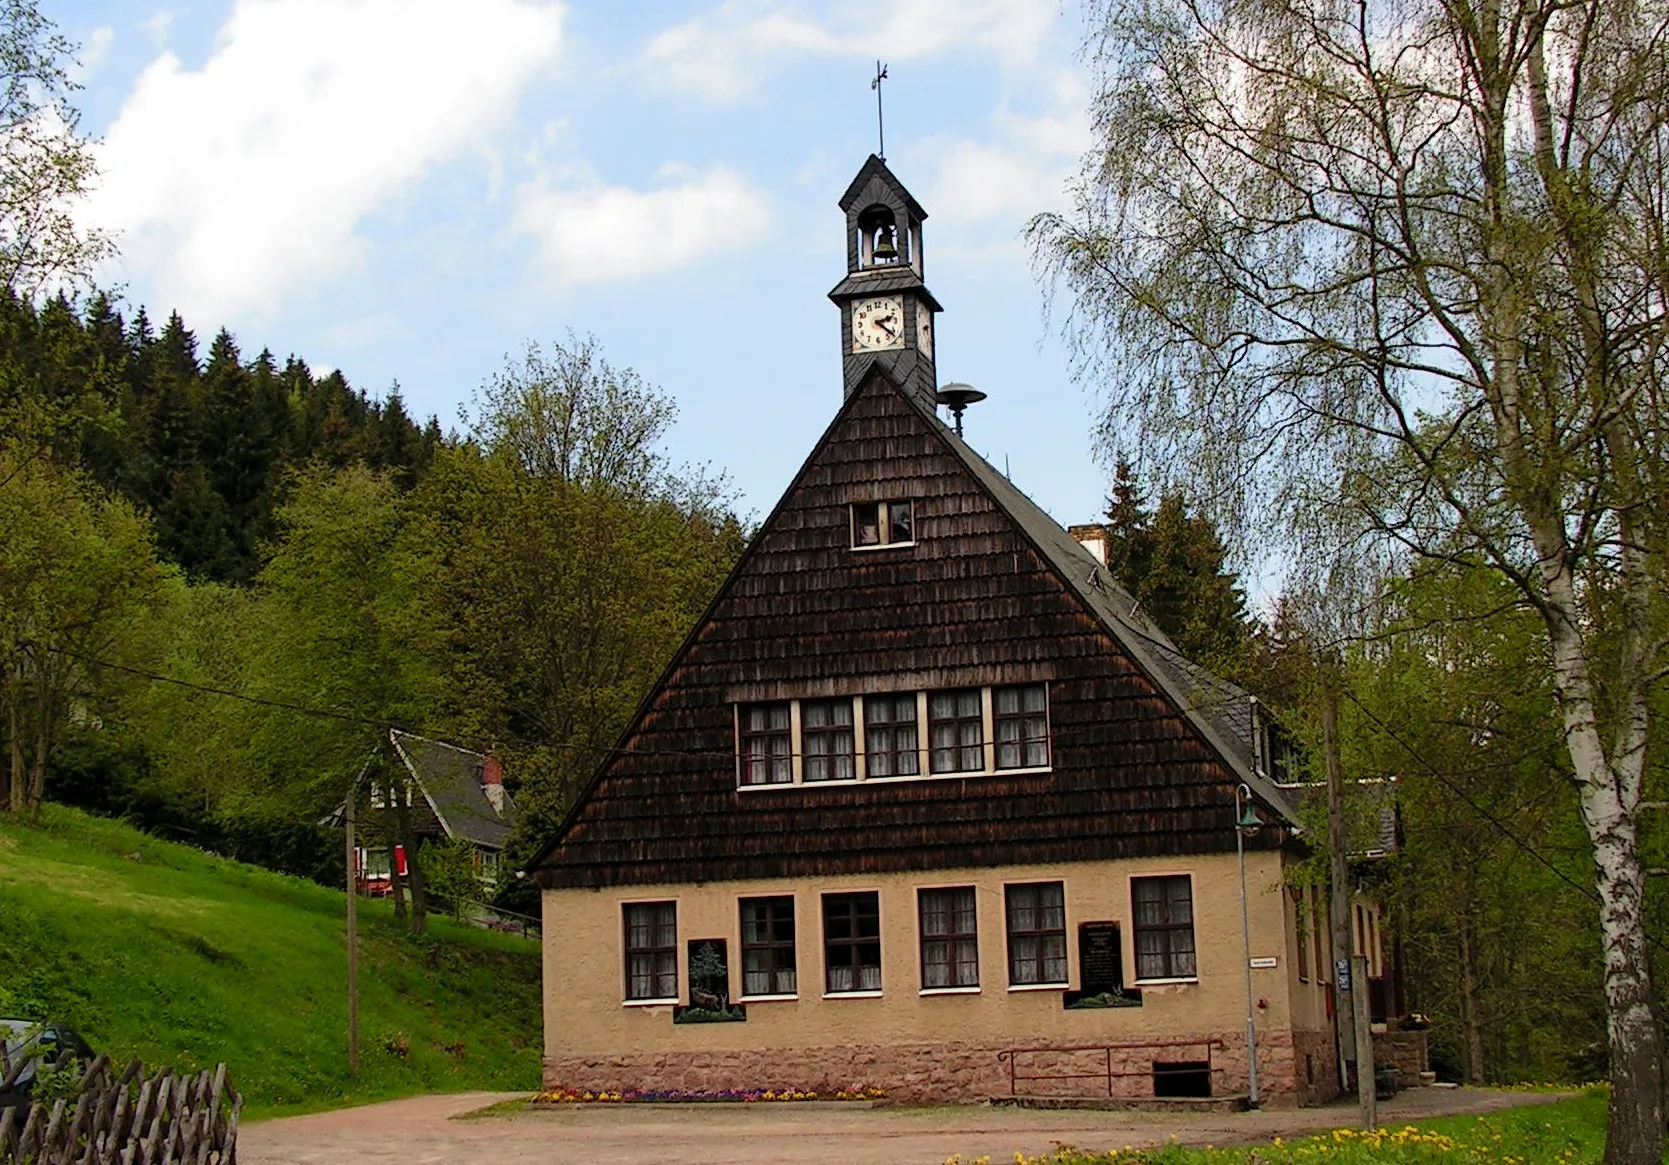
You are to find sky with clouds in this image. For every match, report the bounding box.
[54,0,1113,525]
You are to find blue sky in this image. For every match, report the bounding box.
[52,0,1113,526]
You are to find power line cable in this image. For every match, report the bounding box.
[1339,685,1668,954]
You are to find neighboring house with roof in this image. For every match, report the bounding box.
[354,728,516,895]
[529,155,1377,1107]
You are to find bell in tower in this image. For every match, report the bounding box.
[828,155,943,412]
[859,205,902,266]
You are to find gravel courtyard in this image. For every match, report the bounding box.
[241,1086,1572,1165]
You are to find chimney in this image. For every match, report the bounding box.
[1068,524,1109,565]
[481,753,505,815]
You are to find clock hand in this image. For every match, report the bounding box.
[876,316,897,336]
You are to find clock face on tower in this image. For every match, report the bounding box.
[851,296,906,353]
[916,306,933,359]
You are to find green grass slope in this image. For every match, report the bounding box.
[0,805,541,1118]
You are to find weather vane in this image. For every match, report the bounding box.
[872,61,889,161]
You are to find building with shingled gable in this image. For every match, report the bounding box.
[528,155,1379,1107]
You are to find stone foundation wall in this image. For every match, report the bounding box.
[1291,1028,1341,1107]
[1372,1030,1430,1083]
[545,1029,1330,1106]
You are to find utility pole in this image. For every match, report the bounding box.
[1352,951,1377,1129]
[1322,670,1361,1110]
[345,784,359,1076]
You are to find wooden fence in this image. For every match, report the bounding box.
[0,1056,241,1165]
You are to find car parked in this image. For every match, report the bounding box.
[0,1019,96,1111]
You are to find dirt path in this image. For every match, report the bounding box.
[241,1087,1572,1165]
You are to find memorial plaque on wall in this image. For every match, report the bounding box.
[1078,922,1124,995]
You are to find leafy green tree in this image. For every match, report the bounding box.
[0,1,114,295]
[1340,566,1600,1084]
[1031,1,1669,1153]
[0,446,169,821]
[408,337,744,856]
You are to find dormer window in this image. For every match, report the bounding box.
[852,500,913,548]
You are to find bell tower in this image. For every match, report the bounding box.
[827,155,942,412]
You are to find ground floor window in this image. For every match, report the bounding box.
[1133,875,1196,980]
[1005,881,1067,985]
[740,896,797,996]
[822,891,881,993]
[919,887,979,988]
[624,901,678,1000]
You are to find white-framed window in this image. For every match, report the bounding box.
[740,896,798,998]
[739,702,793,786]
[993,684,1050,769]
[851,500,914,548]
[734,684,1051,790]
[863,693,920,778]
[1132,875,1197,981]
[928,688,984,774]
[919,886,979,989]
[822,891,882,994]
[802,698,856,782]
[1005,881,1068,986]
[623,901,679,1002]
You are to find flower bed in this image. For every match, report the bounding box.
[532,1085,886,1104]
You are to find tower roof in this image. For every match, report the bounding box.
[839,154,928,219]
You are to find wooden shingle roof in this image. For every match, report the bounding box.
[529,370,1297,889]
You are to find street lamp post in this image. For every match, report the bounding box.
[1235,782,1261,1108]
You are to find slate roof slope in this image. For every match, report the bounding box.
[928,414,1297,823]
[530,371,1299,889]
[839,153,928,218]
[390,729,515,849]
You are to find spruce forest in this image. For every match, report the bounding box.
[0,288,744,907]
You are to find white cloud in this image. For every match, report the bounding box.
[641,0,1059,103]
[512,163,767,286]
[70,26,115,83]
[923,72,1091,244]
[86,0,566,320]
[142,11,175,47]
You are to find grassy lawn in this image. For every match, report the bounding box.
[0,804,542,1119]
[994,1089,1625,1164]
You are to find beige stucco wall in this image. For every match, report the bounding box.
[543,850,1334,1064]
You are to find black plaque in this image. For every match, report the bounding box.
[1078,922,1124,995]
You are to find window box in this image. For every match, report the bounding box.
[1063,988,1143,1009]
[672,1003,747,1024]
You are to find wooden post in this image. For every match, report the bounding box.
[1322,670,1359,1099]
[345,785,359,1076]
[1353,952,1378,1130]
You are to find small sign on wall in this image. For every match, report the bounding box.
[1249,956,1279,969]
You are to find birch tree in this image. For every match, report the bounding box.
[1030,1,1669,1159]
[0,0,114,296]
